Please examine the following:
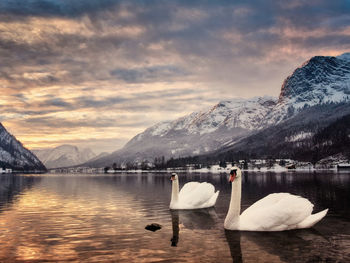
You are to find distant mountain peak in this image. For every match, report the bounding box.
[33,144,96,169]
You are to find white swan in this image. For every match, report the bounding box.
[224,167,328,231]
[170,173,219,210]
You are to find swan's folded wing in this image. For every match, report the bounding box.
[179,182,216,208]
[179,182,201,197]
[240,193,313,231]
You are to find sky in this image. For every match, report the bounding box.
[0,0,350,154]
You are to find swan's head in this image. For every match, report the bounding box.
[170,173,178,181]
[229,167,241,182]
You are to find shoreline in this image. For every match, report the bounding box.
[39,167,350,175]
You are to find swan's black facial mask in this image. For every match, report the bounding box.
[229,170,237,182]
[171,175,176,181]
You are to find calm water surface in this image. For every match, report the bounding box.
[0,171,349,262]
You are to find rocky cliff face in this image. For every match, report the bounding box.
[265,53,350,125]
[280,56,350,103]
[0,123,46,171]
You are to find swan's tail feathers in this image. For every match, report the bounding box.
[207,191,219,207]
[297,209,328,229]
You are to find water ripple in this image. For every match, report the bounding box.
[0,172,349,262]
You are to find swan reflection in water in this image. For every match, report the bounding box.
[170,210,179,246]
[225,230,243,263]
[225,228,333,263]
[170,208,218,247]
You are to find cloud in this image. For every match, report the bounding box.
[22,115,148,128]
[0,0,120,17]
[110,65,187,83]
[0,0,350,152]
[39,98,73,108]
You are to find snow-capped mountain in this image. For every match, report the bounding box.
[213,53,350,160]
[265,53,350,125]
[0,123,46,171]
[86,152,110,163]
[85,52,350,167]
[137,96,277,138]
[85,96,277,167]
[33,145,96,169]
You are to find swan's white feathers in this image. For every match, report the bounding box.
[179,182,216,207]
[224,168,328,231]
[296,208,329,229]
[171,181,219,209]
[178,182,202,198]
[207,191,220,207]
[240,193,314,231]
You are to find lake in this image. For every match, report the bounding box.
[0,171,349,262]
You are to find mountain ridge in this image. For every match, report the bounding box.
[84,52,350,168]
[0,123,46,171]
[84,96,278,167]
[33,144,96,169]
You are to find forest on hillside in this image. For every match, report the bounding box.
[163,113,350,168]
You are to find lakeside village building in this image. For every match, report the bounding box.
[0,168,12,173]
[49,157,350,174]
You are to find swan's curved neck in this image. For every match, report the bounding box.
[224,175,242,230]
[170,179,179,206]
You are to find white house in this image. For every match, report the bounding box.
[0,168,12,173]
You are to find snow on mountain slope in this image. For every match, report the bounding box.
[132,96,277,141]
[266,54,350,125]
[337,52,350,61]
[33,145,96,168]
[85,97,277,167]
[87,152,109,162]
[85,52,350,167]
[0,123,46,171]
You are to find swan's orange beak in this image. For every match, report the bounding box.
[229,172,236,182]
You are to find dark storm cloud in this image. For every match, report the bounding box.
[1,0,349,34]
[0,0,120,17]
[1,0,349,82]
[1,0,347,29]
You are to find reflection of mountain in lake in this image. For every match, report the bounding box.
[0,175,40,212]
[225,227,349,262]
[0,172,348,262]
[241,172,350,219]
[255,229,343,262]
